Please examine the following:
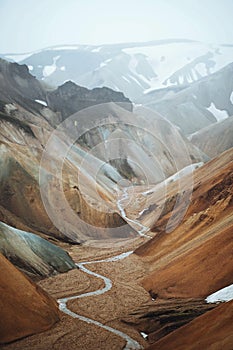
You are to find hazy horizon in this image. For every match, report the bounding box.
[0,0,233,53]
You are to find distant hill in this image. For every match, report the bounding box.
[189,115,233,158]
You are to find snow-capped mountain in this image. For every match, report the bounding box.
[139,62,233,135]
[2,39,233,100]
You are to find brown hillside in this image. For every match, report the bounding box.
[135,148,233,298]
[0,254,60,344]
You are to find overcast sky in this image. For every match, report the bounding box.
[0,0,233,53]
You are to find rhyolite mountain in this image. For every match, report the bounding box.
[0,58,208,245]
[0,53,232,350]
[135,147,233,299]
[119,147,233,347]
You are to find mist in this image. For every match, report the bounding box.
[0,0,233,53]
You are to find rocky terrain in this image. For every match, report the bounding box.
[46,81,132,120]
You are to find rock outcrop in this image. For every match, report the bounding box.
[122,298,217,344]
[0,221,76,278]
[147,300,233,350]
[46,81,132,119]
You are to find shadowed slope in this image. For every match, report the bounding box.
[147,300,233,350]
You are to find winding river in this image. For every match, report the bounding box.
[57,184,151,349]
[116,187,150,238]
[57,251,143,350]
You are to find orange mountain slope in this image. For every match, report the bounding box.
[0,254,60,344]
[135,148,233,299]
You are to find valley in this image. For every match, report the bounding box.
[0,31,233,350]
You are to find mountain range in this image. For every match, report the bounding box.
[2,39,233,102]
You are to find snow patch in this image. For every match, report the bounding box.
[230,91,233,104]
[50,45,79,51]
[43,65,56,77]
[129,75,143,87]
[140,332,148,339]
[122,76,130,83]
[124,43,233,92]
[97,58,112,69]
[35,99,47,107]
[142,163,203,196]
[43,55,60,77]
[165,162,203,184]
[92,46,102,52]
[207,102,229,122]
[206,284,233,303]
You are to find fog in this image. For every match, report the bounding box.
[0,0,233,53]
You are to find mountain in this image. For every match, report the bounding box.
[147,300,233,350]
[189,115,233,158]
[0,253,60,344]
[139,62,233,135]
[0,59,135,244]
[46,81,132,120]
[0,221,76,278]
[0,59,208,245]
[0,51,232,349]
[0,58,131,126]
[135,147,233,299]
[113,147,233,347]
[3,40,233,139]
[2,40,233,101]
